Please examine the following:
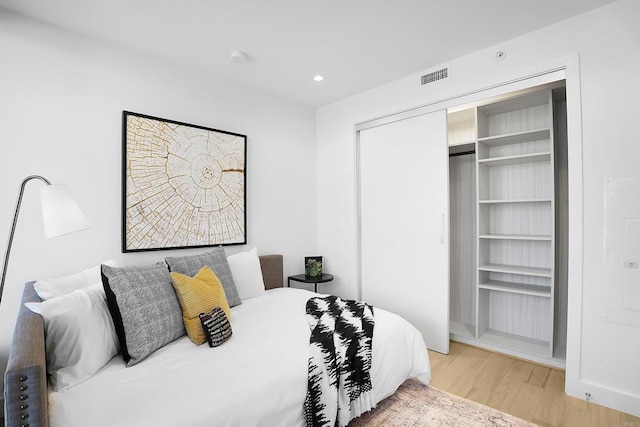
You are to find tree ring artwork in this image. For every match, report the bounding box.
[123,111,246,252]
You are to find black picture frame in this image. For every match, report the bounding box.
[122,111,247,252]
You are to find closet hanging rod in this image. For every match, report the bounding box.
[449,150,476,157]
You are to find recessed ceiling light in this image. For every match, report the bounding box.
[230,50,249,63]
[313,75,325,82]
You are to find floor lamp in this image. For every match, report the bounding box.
[0,175,89,305]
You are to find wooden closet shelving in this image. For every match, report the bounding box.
[448,84,567,364]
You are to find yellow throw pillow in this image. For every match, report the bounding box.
[170,266,231,345]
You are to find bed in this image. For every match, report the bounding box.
[4,252,431,427]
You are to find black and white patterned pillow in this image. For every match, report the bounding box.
[165,247,242,307]
[101,263,185,366]
[199,307,233,347]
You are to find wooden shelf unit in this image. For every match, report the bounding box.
[448,85,567,363]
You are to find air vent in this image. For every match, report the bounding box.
[420,66,450,85]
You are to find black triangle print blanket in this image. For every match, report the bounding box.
[303,295,375,427]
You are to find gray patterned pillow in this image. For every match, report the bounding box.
[101,263,185,367]
[165,247,242,307]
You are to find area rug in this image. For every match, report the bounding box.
[349,379,537,426]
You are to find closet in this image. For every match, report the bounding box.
[357,77,568,366]
[448,83,568,364]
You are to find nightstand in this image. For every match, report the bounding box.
[287,273,334,293]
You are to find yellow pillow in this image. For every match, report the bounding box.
[170,266,231,345]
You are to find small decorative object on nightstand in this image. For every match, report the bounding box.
[304,256,324,278]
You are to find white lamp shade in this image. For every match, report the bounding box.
[40,184,89,239]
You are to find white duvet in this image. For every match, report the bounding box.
[48,288,431,427]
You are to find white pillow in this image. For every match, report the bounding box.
[227,248,266,300]
[25,282,119,391]
[34,260,117,300]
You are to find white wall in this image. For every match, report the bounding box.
[316,0,640,417]
[0,9,317,403]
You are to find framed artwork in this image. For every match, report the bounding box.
[122,111,247,252]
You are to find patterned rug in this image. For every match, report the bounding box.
[349,379,537,427]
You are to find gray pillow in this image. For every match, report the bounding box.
[101,263,185,367]
[165,247,242,307]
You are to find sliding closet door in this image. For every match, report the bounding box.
[359,110,449,354]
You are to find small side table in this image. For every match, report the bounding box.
[287,273,334,293]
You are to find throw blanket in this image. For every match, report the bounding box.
[304,296,375,427]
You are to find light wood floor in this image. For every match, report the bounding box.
[428,341,640,427]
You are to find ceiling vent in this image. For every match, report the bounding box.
[420,65,450,86]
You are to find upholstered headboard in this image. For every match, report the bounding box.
[3,281,47,427]
[3,254,284,427]
[258,254,284,290]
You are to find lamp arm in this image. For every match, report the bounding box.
[0,175,51,305]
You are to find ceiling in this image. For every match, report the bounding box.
[0,0,617,108]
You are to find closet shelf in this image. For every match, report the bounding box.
[479,279,551,297]
[479,234,552,241]
[449,320,475,339]
[477,331,551,359]
[479,263,552,278]
[478,198,552,204]
[478,128,551,147]
[478,152,551,167]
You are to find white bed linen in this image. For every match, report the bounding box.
[48,288,431,427]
